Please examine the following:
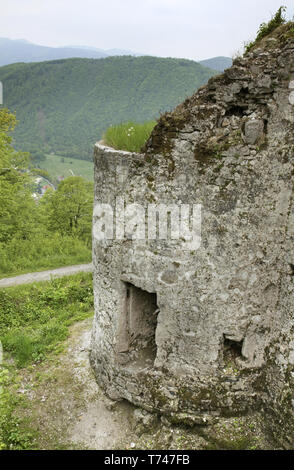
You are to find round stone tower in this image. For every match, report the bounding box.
[90,23,294,443]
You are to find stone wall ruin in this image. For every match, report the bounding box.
[90,23,294,446]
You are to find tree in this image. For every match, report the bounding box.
[0,109,93,275]
[0,108,36,242]
[43,176,93,243]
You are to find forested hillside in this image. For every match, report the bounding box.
[0,108,92,276]
[0,56,217,162]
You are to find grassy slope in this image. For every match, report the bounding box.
[0,234,92,278]
[0,273,94,450]
[0,273,93,367]
[0,56,217,160]
[40,154,94,181]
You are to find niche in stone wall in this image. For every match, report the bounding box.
[223,335,244,369]
[116,282,159,369]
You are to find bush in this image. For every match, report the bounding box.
[245,6,287,52]
[0,368,33,449]
[0,233,92,277]
[103,121,156,152]
[0,108,93,278]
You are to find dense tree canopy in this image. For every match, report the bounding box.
[0,108,93,275]
[40,176,93,241]
[0,56,217,163]
[0,108,36,243]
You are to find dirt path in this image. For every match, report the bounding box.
[13,317,269,450]
[66,319,135,449]
[14,317,208,450]
[0,263,93,288]
[16,317,138,450]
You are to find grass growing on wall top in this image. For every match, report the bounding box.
[103,121,156,152]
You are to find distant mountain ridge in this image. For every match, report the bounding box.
[0,38,231,71]
[66,44,142,56]
[0,37,143,66]
[0,37,107,66]
[198,56,232,72]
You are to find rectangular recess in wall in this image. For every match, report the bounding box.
[117,282,158,368]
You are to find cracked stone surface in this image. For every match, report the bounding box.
[91,24,294,448]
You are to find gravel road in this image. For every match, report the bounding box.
[0,263,93,288]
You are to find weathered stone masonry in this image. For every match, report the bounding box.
[90,24,294,445]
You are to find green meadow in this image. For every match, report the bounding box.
[40,154,94,182]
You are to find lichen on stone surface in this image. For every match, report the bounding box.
[91,22,294,449]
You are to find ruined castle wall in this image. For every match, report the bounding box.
[91,27,294,439]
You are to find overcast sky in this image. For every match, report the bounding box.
[2,0,294,60]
